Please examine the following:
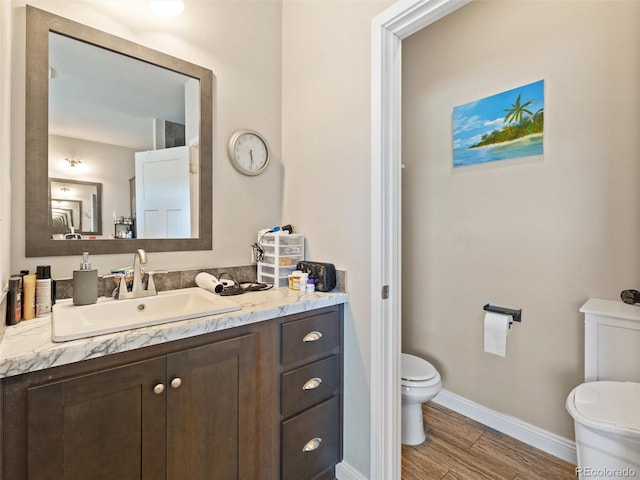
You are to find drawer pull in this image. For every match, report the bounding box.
[303,331,323,342]
[170,377,182,389]
[302,437,322,452]
[303,377,323,390]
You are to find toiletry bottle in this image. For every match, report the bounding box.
[290,270,302,290]
[6,276,22,325]
[299,272,309,292]
[22,274,37,320]
[73,252,98,305]
[306,278,315,293]
[19,270,29,319]
[35,265,53,317]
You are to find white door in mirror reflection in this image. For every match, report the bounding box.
[135,146,195,239]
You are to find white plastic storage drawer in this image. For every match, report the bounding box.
[259,264,297,278]
[257,233,305,288]
[260,274,290,289]
[262,245,303,261]
[257,271,290,288]
[261,234,304,246]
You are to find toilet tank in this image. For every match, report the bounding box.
[580,298,640,382]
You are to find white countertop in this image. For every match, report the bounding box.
[0,288,348,378]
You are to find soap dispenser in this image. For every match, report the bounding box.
[73,252,98,305]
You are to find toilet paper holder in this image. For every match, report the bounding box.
[483,303,522,326]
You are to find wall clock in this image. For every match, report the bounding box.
[227,129,270,176]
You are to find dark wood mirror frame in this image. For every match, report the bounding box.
[25,6,213,257]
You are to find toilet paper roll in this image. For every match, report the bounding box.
[483,311,510,357]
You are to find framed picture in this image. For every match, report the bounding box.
[453,80,544,167]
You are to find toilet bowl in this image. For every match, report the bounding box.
[566,381,640,479]
[401,353,442,446]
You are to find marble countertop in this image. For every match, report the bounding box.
[0,288,348,378]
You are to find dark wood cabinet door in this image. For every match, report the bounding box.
[166,333,257,480]
[26,356,167,480]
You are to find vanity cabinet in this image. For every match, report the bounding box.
[2,332,260,480]
[0,305,343,480]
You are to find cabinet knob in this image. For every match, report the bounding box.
[302,437,322,452]
[170,377,182,389]
[303,331,323,342]
[153,383,165,395]
[303,377,322,390]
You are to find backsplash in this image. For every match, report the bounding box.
[55,265,347,300]
[55,265,258,300]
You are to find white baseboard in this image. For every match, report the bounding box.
[336,460,368,480]
[433,389,577,464]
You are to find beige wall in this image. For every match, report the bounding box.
[1,1,12,288]
[282,0,392,474]
[10,0,283,277]
[402,0,640,439]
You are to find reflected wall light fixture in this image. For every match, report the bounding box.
[150,0,185,18]
[65,157,82,167]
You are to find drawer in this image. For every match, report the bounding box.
[281,397,339,480]
[263,244,304,257]
[281,311,340,366]
[282,355,338,418]
[261,234,304,246]
[258,264,297,276]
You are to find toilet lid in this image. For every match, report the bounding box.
[401,353,437,382]
[573,381,640,432]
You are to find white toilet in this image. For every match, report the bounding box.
[566,298,640,479]
[401,353,442,445]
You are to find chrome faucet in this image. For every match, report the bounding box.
[113,249,160,300]
[131,249,147,297]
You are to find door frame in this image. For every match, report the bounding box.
[370,1,471,478]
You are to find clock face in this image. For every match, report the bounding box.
[228,131,270,175]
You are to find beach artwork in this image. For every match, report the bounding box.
[453,80,544,168]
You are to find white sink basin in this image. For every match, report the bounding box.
[52,287,241,342]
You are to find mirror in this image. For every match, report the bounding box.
[49,178,102,236]
[26,6,213,256]
[51,200,81,235]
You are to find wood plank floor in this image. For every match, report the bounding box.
[402,402,577,480]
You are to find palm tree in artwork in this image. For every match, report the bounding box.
[532,108,544,120]
[503,94,534,125]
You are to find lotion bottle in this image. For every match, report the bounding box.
[22,274,37,320]
[73,252,98,305]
